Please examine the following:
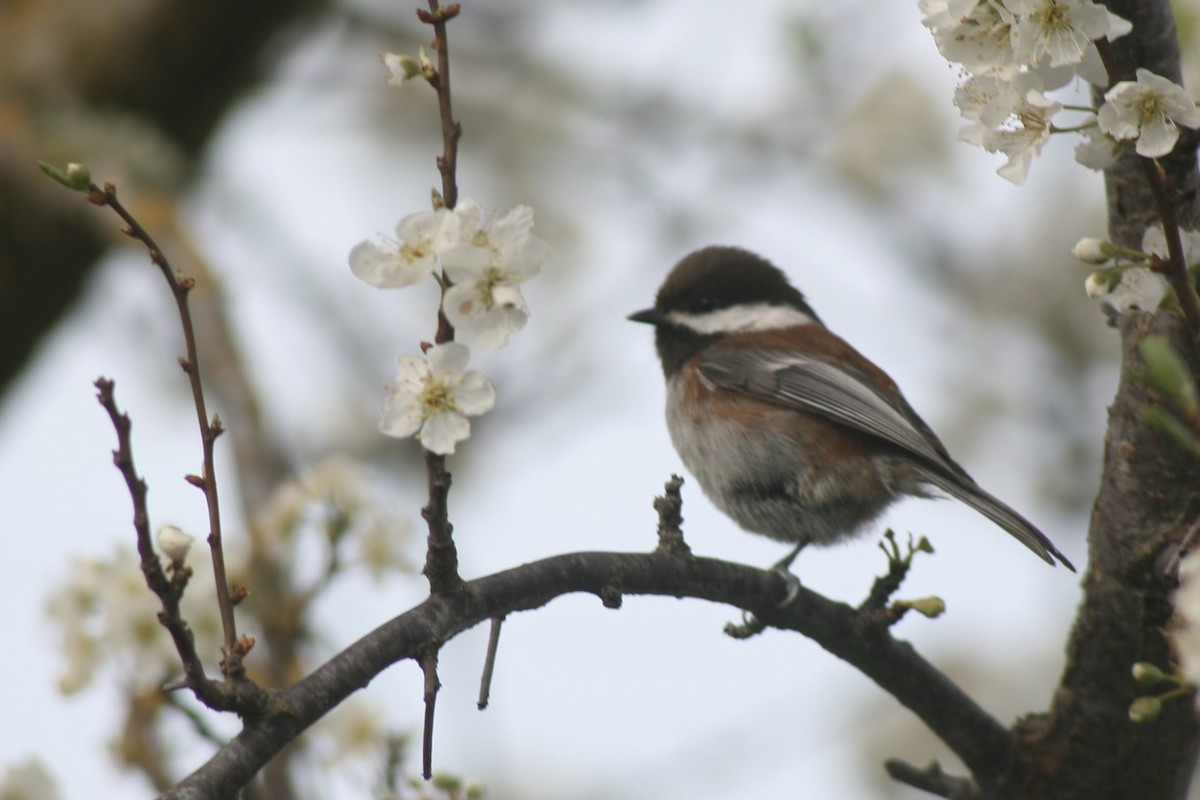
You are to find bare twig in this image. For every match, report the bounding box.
[419,649,442,780]
[477,616,504,709]
[885,759,978,800]
[87,182,243,676]
[94,378,243,712]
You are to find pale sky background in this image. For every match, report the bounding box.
[0,0,1136,798]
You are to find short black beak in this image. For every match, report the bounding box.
[628,308,665,326]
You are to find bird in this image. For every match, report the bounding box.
[629,245,1074,571]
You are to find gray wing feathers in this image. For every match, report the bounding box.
[904,462,1061,566]
[699,349,1074,569]
[700,351,954,470]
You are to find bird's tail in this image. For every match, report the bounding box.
[909,463,1075,571]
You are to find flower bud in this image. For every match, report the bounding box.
[156,525,194,565]
[65,163,92,191]
[1085,268,1120,298]
[1131,662,1168,686]
[1073,237,1115,264]
[1128,695,1162,723]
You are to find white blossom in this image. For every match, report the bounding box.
[46,546,224,694]
[1142,223,1200,267]
[380,342,496,454]
[1074,122,1121,170]
[1006,0,1120,68]
[349,208,459,289]
[0,759,60,800]
[381,52,418,90]
[960,86,1061,184]
[1097,69,1200,158]
[1103,267,1167,314]
[921,0,1019,72]
[439,205,551,349]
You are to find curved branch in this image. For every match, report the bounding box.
[162,551,1010,799]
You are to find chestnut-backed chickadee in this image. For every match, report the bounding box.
[630,246,1074,571]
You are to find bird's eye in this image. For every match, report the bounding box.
[693,296,718,312]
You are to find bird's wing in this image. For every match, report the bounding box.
[698,348,1074,569]
[697,349,962,476]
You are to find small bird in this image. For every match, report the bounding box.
[629,246,1073,571]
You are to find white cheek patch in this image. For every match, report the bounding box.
[667,303,814,335]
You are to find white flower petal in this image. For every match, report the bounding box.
[379,390,423,438]
[441,244,494,280]
[474,307,529,349]
[454,370,497,415]
[1135,119,1180,158]
[426,341,471,376]
[350,241,432,289]
[498,236,551,278]
[1106,267,1167,314]
[420,412,470,455]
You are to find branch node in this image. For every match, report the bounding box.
[598,585,623,609]
[653,474,691,556]
[724,610,768,640]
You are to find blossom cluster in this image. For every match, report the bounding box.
[349,199,549,454]
[46,541,223,694]
[920,0,1200,184]
[1072,224,1200,314]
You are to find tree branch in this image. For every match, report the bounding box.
[162,551,1009,799]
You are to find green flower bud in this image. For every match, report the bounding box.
[65,162,92,191]
[1131,662,1167,686]
[1128,695,1162,723]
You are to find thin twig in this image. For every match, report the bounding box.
[94,378,235,711]
[477,616,504,709]
[416,0,466,595]
[87,182,243,676]
[419,650,442,780]
[884,759,978,800]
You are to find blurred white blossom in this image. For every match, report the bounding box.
[381,52,419,90]
[46,546,222,694]
[254,457,412,582]
[0,759,60,800]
